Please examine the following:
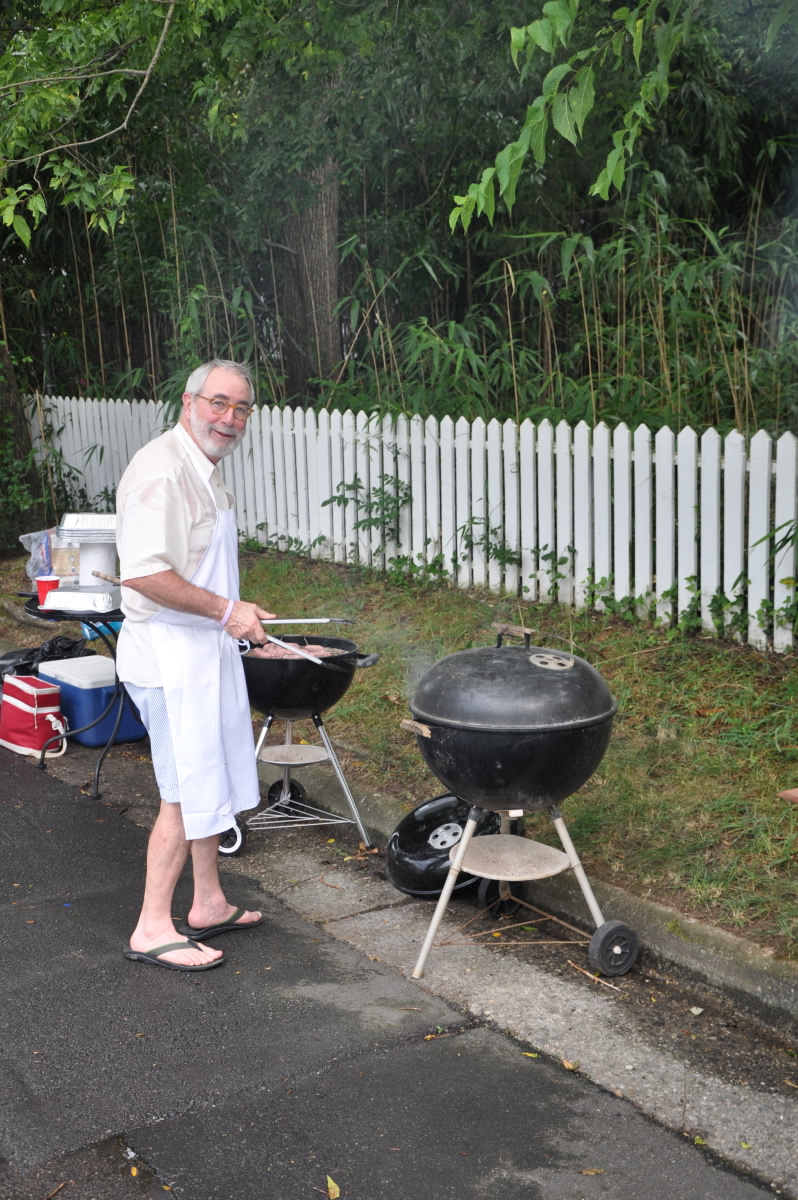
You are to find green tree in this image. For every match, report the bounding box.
[449,0,798,229]
[0,0,534,403]
[3,0,798,437]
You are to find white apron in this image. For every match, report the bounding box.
[146,499,259,840]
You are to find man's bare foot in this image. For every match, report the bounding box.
[180,903,262,938]
[127,928,223,968]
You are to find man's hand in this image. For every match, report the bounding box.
[224,600,276,643]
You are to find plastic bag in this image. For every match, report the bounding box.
[0,649,37,681]
[0,637,95,682]
[18,528,53,581]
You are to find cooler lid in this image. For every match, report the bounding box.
[38,656,114,689]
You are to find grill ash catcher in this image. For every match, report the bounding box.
[400,625,639,980]
[228,629,378,855]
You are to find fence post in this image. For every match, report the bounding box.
[676,426,698,621]
[773,432,797,654]
[573,421,592,608]
[748,430,772,650]
[655,426,675,627]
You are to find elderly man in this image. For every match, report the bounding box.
[116,359,274,971]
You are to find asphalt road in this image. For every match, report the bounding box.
[0,744,793,1200]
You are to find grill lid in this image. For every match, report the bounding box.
[410,645,617,733]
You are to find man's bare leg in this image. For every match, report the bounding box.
[128,801,222,967]
[186,832,261,932]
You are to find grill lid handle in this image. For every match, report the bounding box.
[491,622,536,649]
[400,718,432,739]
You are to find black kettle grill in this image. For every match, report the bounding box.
[224,634,378,855]
[401,625,639,979]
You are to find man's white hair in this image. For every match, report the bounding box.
[184,359,255,405]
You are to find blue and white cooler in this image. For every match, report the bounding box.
[37,657,146,747]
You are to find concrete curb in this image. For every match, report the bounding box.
[258,758,798,1028]
[524,872,798,1027]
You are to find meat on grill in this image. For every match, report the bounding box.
[247,643,342,660]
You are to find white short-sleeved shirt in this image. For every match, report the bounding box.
[115,422,234,685]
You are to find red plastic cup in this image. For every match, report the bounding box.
[36,575,60,605]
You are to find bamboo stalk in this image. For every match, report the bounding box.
[503,259,520,426]
[65,207,90,387]
[269,243,286,401]
[83,209,106,389]
[129,215,157,395]
[112,229,132,379]
[573,255,596,423]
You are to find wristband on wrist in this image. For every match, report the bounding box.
[219,598,235,628]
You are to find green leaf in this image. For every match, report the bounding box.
[450,194,475,234]
[495,125,530,198]
[766,0,795,52]
[633,17,644,67]
[560,233,581,284]
[524,18,554,56]
[476,168,496,224]
[542,62,572,99]
[495,125,532,211]
[527,103,549,166]
[510,25,528,67]
[417,254,441,285]
[569,65,595,136]
[552,93,578,145]
[589,146,623,201]
[542,0,576,46]
[12,212,31,247]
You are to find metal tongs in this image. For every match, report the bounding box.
[259,618,354,626]
[258,633,325,665]
[249,617,355,667]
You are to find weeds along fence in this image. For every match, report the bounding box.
[32,395,798,652]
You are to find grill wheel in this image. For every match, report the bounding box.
[476,877,524,917]
[588,919,639,976]
[218,820,247,857]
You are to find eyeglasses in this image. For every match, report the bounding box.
[195,393,253,421]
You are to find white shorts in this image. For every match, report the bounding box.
[123,683,180,804]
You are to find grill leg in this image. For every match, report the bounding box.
[312,714,372,847]
[412,808,480,980]
[548,806,606,930]
[254,713,275,760]
[279,720,294,803]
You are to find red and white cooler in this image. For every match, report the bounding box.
[0,674,67,758]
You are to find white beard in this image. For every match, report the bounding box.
[189,405,244,459]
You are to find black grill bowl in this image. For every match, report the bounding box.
[412,720,613,811]
[242,635,358,720]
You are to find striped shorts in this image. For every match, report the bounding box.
[123,683,180,804]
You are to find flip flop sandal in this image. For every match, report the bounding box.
[176,907,263,940]
[123,939,224,971]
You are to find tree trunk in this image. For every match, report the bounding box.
[281,158,341,401]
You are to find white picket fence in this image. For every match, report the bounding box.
[33,395,798,651]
